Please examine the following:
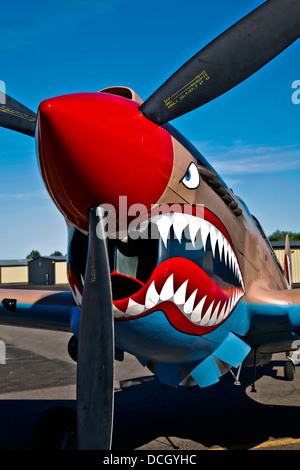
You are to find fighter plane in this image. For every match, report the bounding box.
[0,0,299,450]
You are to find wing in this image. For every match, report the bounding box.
[233,283,300,356]
[0,288,78,332]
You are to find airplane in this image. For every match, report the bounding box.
[0,0,299,451]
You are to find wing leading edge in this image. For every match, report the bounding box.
[0,288,78,332]
[230,282,300,355]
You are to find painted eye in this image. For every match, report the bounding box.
[181,162,200,189]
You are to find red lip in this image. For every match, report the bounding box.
[113,257,244,335]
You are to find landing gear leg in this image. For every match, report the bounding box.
[231,362,243,386]
[284,353,295,381]
[250,347,257,393]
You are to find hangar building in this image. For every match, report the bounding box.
[271,241,300,288]
[0,259,28,284]
[0,244,299,288]
[28,256,68,285]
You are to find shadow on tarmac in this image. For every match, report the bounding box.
[112,360,300,450]
[0,359,299,450]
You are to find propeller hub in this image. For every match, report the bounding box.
[37,92,174,231]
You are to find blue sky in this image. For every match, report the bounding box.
[0,0,299,259]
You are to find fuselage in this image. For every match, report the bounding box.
[36,88,289,386]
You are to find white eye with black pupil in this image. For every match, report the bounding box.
[181,162,200,189]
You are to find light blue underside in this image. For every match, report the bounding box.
[113,304,252,387]
[3,295,299,389]
[111,300,300,388]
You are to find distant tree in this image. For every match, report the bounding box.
[269,230,300,242]
[50,250,63,256]
[26,250,41,260]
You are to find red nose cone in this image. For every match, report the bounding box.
[37,92,174,231]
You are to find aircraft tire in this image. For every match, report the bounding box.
[30,406,77,450]
[284,360,295,381]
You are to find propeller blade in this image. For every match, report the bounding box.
[0,94,36,136]
[140,0,300,125]
[77,206,114,450]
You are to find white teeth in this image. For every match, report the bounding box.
[125,298,145,316]
[145,280,160,309]
[209,301,220,325]
[227,246,233,270]
[152,212,243,291]
[173,280,188,305]
[200,300,214,325]
[118,275,244,327]
[225,299,232,318]
[217,302,227,323]
[173,213,189,243]
[74,285,82,306]
[113,304,125,317]
[156,215,173,248]
[183,289,198,314]
[191,295,207,322]
[217,232,224,261]
[113,212,245,325]
[209,226,218,257]
[188,217,202,247]
[223,239,229,265]
[159,274,174,301]
[199,220,210,251]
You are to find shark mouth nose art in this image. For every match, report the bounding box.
[108,206,245,335]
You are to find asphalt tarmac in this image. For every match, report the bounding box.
[0,323,300,452]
